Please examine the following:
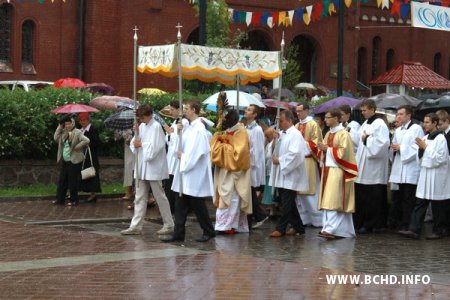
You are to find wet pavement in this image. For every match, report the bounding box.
[0,197,449,299]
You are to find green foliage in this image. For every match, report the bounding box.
[205,0,230,48]
[283,43,303,90]
[0,182,123,196]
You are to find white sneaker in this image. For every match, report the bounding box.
[157,227,174,235]
[252,216,269,229]
[120,228,142,235]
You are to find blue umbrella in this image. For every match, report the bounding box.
[313,96,361,114]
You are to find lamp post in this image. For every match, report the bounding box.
[337,0,345,97]
[199,0,207,45]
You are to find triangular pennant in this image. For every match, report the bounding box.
[233,10,240,23]
[267,16,274,28]
[322,0,330,17]
[377,0,382,7]
[238,11,246,23]
[287,10,294,26]
[400,3,410,19]
[252,12,262,26]
[261,12,271,25]
[345,0,352,8]
[304,6,313,25]
[246,12,253,26]
[296,8,304,22]
[312,3,323,21]
[278,11,286,26]
[382,0,390,9]
[271,12,279,26]
[329,2,336,14]
[390,0,402,16]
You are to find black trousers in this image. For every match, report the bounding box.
[399,183,418,228]
[248,186,267,225]
[163,175,177,214]
[275,188,304,233]
[56,161,82,204]
[172,194,215,240]
[354,183,387,230]
[409,198,449,234]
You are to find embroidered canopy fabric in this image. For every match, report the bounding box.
[137,44,281,85]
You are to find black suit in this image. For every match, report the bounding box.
[80,125,102,193]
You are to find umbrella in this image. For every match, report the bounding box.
[203,90,266,108]
[288,101,300,108]
[262,99,290,110]
[268,88,295,99]
[313,96,361,114]
[53,78,87,89]
[138,88,167,95]
[89,96,139,112]
[364,93,422,109]
[240,85,261,94]
[104,110,166,130]
[415,95,450,119]
[87,83,114,95]
[50,103,99,114]
[295,82,315,89]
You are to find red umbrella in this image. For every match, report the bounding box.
[262,99,290,110]
[53,78,87,89]
[50,103,99,114]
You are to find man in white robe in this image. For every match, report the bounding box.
[353,100,390,234]
[244,104,268,229]
[121,104,174,235]
[399,113,449,239]
[389,105,424,230]
[339,104,360,152]
[162,100,189,214]
[161,100,216,243]
[269,110,309,237]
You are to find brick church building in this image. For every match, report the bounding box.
[1,0,449,96]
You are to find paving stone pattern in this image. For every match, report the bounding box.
[0,198,449,299]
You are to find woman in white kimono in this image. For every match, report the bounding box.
[399,113,450,240]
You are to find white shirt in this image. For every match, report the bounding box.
[355,117,390,184]
[246,121,266,187]
[389,122,424,184]
[171,118,214,198]
[269,125,309,191]
[166,118,189,175]
[130,118,168,181]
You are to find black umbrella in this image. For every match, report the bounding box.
[363,93,422,109]
[415,95,450,119]
[268,88,295,99]
[240,85,261,94]
[104,110,166,130]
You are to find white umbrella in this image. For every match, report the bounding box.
[203,90,266,108]
[295,82,316,89]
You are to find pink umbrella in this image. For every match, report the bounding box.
[262,99,290,110]
[89,95,138,111]
[53,78,87,89]
[50,103,99,114]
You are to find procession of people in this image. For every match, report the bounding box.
[53,95,450,243]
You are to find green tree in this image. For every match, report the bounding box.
[282,43,303,90]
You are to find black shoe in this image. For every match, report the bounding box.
[52,200,64,205]
[425,233,441,240]
[195,234,214,242]
[67,201,78,207]
[357,227,372,234]
[86,196,97,203]
[160,235,184,243]
[398,230,419,239]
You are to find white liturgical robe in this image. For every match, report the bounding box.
[171,118,214,198]
[166,118,189,175]
[246,121,266,187]
[130,118,168,181]
[416,133,450,200]
[355,117,390,184]
[389,122,424,184]
[269,125,309,191]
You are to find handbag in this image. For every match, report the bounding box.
[81,146,96,180]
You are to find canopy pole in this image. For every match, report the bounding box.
[271,31,285,197]
[176,23,184,197]
[133,26,140,188]
[236,42,241,111]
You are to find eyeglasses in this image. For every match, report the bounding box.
[324,116,336,119]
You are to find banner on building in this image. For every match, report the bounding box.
[411,2,450,32]
[137,44,281,85]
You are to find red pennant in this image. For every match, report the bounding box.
[390,0,402,16]
[271,12,279,26]
[312,3,324,21]
[252,12,262,26]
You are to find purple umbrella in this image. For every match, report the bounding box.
[313,96,361,114]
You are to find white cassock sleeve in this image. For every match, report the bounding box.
[348,121,360,148]
[279,134,305,175]
[420,137,449,168]
[143,125,165,163]
[400,126,424,164]
[365,120,390,159]
[179,129,209,173]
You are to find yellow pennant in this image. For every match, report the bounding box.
[345,0,352,8]
[328,3,336,15]
[278,12,286,26]
[303,12,311,25]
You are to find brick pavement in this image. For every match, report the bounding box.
[0,198,449,299]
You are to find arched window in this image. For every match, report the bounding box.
[21,20,36,74]
[0,3,13,72]
[371,36,381,79]
[433,53,441,75]
[386,49,395,71]
[357,47,367,83]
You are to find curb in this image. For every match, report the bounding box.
[0,194,123,202]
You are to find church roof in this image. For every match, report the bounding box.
[370,61,450,89]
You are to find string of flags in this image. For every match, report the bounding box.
[186,0,450,27]
[6,0,66,3]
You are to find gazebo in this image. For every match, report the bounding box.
[369,61,450,96]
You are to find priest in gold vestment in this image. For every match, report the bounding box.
[211,110,252,233]
[317,108,358,239]
[294,103,323,227]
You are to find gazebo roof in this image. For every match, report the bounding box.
[370,61,450,89]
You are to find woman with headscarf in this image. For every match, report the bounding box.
[53,114,90,206]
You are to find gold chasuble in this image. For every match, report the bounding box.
[318,129,358,213]
[210,124,252,215]
[296,119,323,195]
